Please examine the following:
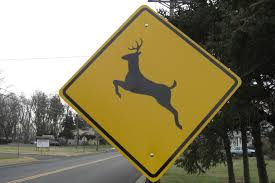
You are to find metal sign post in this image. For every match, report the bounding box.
[146,178,160,183]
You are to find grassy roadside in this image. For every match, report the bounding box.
[161,158,275,183]
[0,156,36,166]
[0,144,112,157]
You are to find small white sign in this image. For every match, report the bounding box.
[37,139,49,148]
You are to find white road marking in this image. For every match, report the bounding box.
[6,155,121,183]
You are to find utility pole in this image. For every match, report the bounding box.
[17,125,21,158]
[148,0,190,18]
[145,2,190,182]
[95,133,99,151]
[170,0,175,18]
[76,118,79,149]
[17,139,20,158]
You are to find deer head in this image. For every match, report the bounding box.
[121,39,143,61]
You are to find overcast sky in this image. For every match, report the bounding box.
[0,0,162,97]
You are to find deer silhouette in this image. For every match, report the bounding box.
[113,39,182,129]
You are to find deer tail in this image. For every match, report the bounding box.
[169,80,177,90]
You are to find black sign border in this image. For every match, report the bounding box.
[62,7,239,178]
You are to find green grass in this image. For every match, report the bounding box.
[0,144,112,156]
[162,158,275,183]
[0,157,36,166]
[0,157,17,160]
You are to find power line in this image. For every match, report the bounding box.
[0,91,65,114]
[0,56,90,62]
[0,88,25,103]
[0,87,15,94]
[0,92,18,101]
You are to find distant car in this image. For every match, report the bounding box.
[50,140,61,146]
[30,140,37,145]
[231,146,255,157]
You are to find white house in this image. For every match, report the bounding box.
[68,127,96,145]
[230,131,253,149]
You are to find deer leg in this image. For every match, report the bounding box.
[157,98,182,129]
[167,104,182,130]
[113,80,123,98]
[113,80,131,98]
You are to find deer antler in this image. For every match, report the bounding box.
[128,39,143,52]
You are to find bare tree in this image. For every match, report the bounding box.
[0,94,20,141]
[31,91,49,136]
[48,95,64,138]
[19,95,35,143]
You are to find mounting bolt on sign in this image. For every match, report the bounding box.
[59,5,241,182]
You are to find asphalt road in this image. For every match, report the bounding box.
[0,152,141,183]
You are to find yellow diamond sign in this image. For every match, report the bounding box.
[60,5,241,182]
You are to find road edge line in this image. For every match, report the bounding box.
[6,155,121,183]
